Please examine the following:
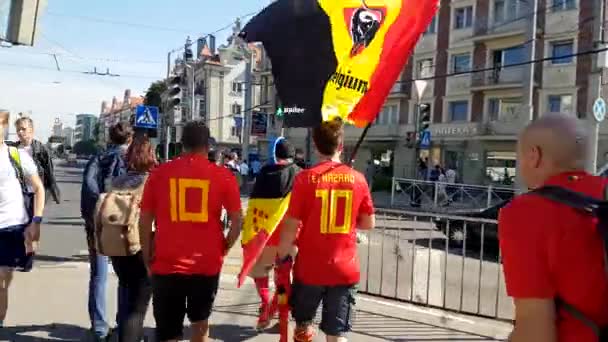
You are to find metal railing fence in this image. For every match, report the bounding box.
[390,177,517,211]
[359,208,513,321]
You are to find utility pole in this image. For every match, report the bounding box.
[164,51,172,162]
[515,0,539,192]
[587,0,606,172]
[522,0,538,122]
[305,129,312,165]
[242,54,253,161]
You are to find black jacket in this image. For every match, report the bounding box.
[80,146,127,222]
[10,140,61,204]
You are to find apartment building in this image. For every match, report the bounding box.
[98,89,144,146]
[164,25,266,156]
[74,114,98,143]
[258,0,607,185]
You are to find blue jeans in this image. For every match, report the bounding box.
[86,222,128,338]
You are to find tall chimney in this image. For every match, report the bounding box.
[197,37,206,59]
[209,35,216,55]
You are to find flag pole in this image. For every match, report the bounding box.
[347,123,372,167]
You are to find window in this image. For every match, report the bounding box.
[231,126,239,137]
[551,40,574,64]
[494,0,520,23]
[452,53,471,73]
[493,45,526,68]
[485,151,517,184]
[553,0,575,11]
[488,97,522,121]
[375,105,399,125]
[418,59,434,78]
[424,15,437,34]
[548,94,573,113]
[449,101,468,122]
[454,7,473,29]
[231,82,243,93]
[232,103,242,115]
[198,99,206,121]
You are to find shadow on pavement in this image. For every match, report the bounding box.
[0,323,89,341]
[209,324,260,341]
[44,221,84,227]
[213,303,499,341]
[35,254,88,263]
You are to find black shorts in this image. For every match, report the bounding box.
[152,273,220,341]
[289,281,357,337]
[0,225,34,272]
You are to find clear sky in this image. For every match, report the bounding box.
[0,0,268,141]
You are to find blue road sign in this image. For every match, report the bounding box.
[593,97,606,123]
[135,105,159,129]
[419,130,431,149]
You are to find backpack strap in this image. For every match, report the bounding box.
[532,185,608,338]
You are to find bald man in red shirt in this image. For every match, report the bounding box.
[499,114,608,342]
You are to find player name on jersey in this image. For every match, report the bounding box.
[310,173,356,184]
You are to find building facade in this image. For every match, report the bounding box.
[74,114,98,143]
[98,89,144,145]
[62,126,74,147]
[52,118,63,138]
[162,25,267,157]
[257,0,608,185]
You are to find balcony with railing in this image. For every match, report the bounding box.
[471,65,525,90]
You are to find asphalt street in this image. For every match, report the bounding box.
[19,160,513,341]
[40,160,513,320]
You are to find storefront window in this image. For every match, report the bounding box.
[485,151,516,185]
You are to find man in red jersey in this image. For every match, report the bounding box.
[139,121,242,342]
[279,118,375,342]
[499,113,608,342]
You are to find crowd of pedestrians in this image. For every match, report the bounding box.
[3,111,608,342]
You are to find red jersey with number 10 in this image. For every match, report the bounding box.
[286,161,374,286]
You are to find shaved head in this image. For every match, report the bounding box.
[518,113,587,188]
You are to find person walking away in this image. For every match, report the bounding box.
[97,136,156,342]
[251,158,263,178]
[365,159,375,191]
[499,114,608,342]
[239,160,250,192]
[0,111,45,327]
[437,168,450,206]
[279,118,375,342]
[13,116,60,205]
[244,138,300,330]
[81,122,132,341]
[138,121,242,342]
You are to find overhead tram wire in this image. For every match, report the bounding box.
[395,46,608,86]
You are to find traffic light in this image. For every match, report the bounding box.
[275,107,284,118]
[168,75,182,107]
[418,103,431,133]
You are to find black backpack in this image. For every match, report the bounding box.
[533,185,608,341]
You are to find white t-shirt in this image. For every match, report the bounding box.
[18,145,35,193]
[240,163,249,176]
[446,169,457,183]
[0,144,38,228]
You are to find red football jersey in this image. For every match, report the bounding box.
[140,153,241,276]
[286,160,374,286]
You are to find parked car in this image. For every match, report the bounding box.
[434,200,510,253]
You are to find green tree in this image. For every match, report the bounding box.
[73,140,99,156]
[144,80,167,109]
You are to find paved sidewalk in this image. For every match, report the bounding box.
[0,248,512,341]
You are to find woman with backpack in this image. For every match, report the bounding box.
[97,135,157,342]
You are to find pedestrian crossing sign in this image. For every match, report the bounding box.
[135,105,159,129]
[419,130,431,149]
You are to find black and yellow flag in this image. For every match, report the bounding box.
[241,0,439,128]
[238,163,299,287]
